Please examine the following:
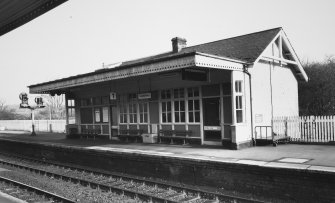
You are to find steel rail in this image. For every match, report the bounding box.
[0,175,75,203]
[0,152,264,203]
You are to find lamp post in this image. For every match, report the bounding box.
[19,93,45,136]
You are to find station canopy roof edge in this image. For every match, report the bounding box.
[28,51,247,94]
[0,0,68,37]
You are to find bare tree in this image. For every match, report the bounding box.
[41,95,66,119]
[0,98,6,112]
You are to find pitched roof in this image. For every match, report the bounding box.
[119,27,282,66]
[29,27,282,88]
[181,27,282,63]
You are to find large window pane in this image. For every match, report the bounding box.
[80,108,93,124]
[102,107,109,123]
[161,101,171,123]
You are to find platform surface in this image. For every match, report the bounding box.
[0,131,335,172]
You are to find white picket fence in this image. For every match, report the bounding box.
[0,120,66,133]
[273,116,335,143]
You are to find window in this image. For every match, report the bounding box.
[161,101,172,123]
[174,88,184,99]
[129,103,137,123]
[93,97,102,105]
[188,99,200,123]
[161,90,171,100]
[102,96,109,105]
[128,93,137,101]
[80,108,93,124]
[235,80,243,123]
[102,107,109,123]
[174,100,185,122]
[187,87,200,123]
[187,87,199,98]
[81,98,92,106]
[94,108,101,123]
[174,88,185,123]
[139,103,148,123]
[67,99,76,124]
[119,103,127,124]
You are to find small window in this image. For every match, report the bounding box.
[81,98,92,106]
[128,93,137,101]
[236,96,243,123]
[235,81,242,93]
[68,99,75,107]
[235,80,244,123]
[187,87,199,98]
[102,96,109,105]
[173,88,184,99]
[161,90,171,100]
[94,97,102,105]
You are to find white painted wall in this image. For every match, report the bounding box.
[0,120,66,133]
[271,65,299,117]
[231,70,252,144]
[250,61,299,135]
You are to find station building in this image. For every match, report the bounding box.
[28,27,308,149]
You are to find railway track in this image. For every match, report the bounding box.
[0,152,263,203]
[0,175,75,203]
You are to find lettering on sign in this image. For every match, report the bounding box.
[138,92,151,100]
[204,126,221,131]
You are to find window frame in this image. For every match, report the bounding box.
[67,99,76,124]
[187,87,200,123]
[173,88,185,123]
[139,102,149,124]
[235,80,244,123]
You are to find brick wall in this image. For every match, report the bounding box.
[0,139,333,202]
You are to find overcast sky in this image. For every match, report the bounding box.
[0,0,334,105]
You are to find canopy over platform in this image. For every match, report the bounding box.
[29,52,246,94]
[0,0,68,37]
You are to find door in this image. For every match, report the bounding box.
[203,97,222,142]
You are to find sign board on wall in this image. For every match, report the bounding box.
[255,114,263,123]
[138,92,151,100]
[110,92,116,100]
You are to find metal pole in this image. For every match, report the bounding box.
[31,108,36,136]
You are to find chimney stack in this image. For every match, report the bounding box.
[171,37,187,53]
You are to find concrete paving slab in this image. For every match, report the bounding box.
[264,162,310,170]
[236,159,267,166]
[277,157,310,163]
[308,165,335,173]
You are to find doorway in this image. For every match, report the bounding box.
[203,97,222,142]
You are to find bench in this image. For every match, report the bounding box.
[117,129,144,142]
[81,127,101,140]
[158,129,197,145]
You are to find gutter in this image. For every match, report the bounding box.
[243,65,255,145]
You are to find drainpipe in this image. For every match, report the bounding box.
[243,66,255,146]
